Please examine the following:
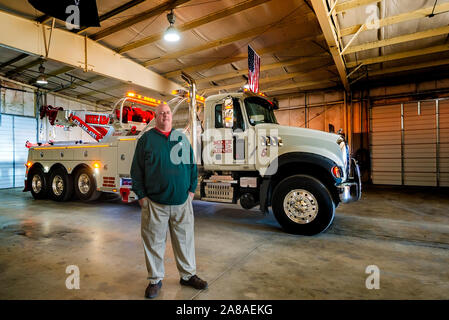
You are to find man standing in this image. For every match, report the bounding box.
[131,102,207,299]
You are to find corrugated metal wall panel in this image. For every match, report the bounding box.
[439,100,449,186]
[370,104,402,185]
[0,115,36,189]
[0,115,13,188]
[13,116,37,188]
[370,100,447,187]
[274,104,344,133]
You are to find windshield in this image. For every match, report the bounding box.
[244,96,278,126]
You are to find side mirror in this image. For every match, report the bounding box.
[222,97,234,128]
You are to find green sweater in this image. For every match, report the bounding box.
[130,128,198,205]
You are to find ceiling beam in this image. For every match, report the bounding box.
[117,0,272,54]
[311,0,349,91]
[263,78,339,92]
[90,0,191,41]
[143,14,313,67]
[22,2,148,88]
[346,43,449,68]
[196,56,328,84]
[368,58,449,77]
[340,2,449,38]
[344,25,449,55]
[335,0,381,14]
[201,64,334,93]
[163,34,325,78]
[0,10,180,95]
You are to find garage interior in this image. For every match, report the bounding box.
[0,0,448,299]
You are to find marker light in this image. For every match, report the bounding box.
[332,166,342,179]
[93,162,101,169]
[26,161,32,168]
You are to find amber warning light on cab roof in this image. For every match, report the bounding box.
[126,92,166,107]
[243,88,278,109]
[171,90,206,104]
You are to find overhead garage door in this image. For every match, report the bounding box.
[0,114,37,189]
[370,99,448,187]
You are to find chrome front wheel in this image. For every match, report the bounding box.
[283,189,319,224]
[272,175,335,236]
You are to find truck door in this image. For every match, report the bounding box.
[204,96,251,169]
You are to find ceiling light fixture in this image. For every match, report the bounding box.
[163,10,180,42]
[36,63,48,85]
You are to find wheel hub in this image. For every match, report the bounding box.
[283,189,318,224]
[52,175,64,196]
[78,173,90,194]
[31,174,42,193]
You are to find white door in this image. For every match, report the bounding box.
[0,114,37,189]
[0,115,13,188]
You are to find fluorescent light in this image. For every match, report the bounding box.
[164,10,180,42]
[36,63,48,85]
[36,74,48,85]
[164,25,180,42]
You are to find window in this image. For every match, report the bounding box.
[214,99,245,131]
[214,104,223,128]
[244,96,278,126]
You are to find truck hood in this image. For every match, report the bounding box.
[255,123,340,143]
[254,123,346,174]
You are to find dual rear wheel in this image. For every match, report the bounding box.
[29,166,100,202]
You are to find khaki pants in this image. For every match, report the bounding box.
[141,197,196,284]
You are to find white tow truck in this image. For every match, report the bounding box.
[24,75,361,235]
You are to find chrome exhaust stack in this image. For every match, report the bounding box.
[181,72,198,163]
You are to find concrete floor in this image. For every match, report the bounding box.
[0,186,448,300]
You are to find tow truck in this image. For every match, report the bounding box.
[24,75,361,235]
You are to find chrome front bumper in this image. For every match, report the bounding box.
[337,158,362,203]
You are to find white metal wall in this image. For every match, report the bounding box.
[0,114,37,189]
[370,99,448,187]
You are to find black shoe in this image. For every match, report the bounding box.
[180,275,208,290]
[145,280,162,299]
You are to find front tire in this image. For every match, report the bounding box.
[48,167,73,202]
[29,167,47,200]
[73,167,101,201]
[271,175,335,236]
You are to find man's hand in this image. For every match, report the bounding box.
[138,197,149,207]
[189,192,194,199]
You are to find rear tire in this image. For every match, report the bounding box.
[271,174,335,236]
[29,167,47,200]
[48,167,73,202]
[74,167,101,201]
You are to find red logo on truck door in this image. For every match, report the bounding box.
[213,140,232,154]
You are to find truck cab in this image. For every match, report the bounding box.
[197,89,361,235]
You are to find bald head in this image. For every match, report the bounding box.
[155,102,172,132]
